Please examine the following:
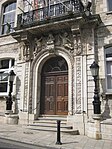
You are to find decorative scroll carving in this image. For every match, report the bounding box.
[23,62,29,111]
[75,57,81,113]
[70,62,75,115]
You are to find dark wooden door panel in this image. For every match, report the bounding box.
[41,74,68,115]
[45,77,55,114]
[56,75,68,115]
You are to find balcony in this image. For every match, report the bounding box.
[17,0,84,29]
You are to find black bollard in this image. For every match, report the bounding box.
[56,120,62,145]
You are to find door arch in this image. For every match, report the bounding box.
[40,56,68,115]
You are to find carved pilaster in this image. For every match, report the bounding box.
[71,61,75,115]
[75,57,82,114]
[23,62,29,111]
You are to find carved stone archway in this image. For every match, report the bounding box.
[31,49,73,117]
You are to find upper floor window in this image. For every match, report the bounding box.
[0,58,15,96]
[1,1,16,35]
[107,0,112,11]
[105,46,112,92]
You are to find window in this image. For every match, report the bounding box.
[107,0,112,11]
[0,59,15,95]
[1,1,16,35]
[105,47,112,92]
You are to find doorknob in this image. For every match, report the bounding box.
[61,97,64,101]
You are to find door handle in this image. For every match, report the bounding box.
[61,97,64,101]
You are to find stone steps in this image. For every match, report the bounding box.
[27,116,79,135]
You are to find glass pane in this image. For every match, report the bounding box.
[107,76,112,89]
[0,59,9,69]
[0,72,8,81]
[108,0,112,11]
[42,57,68,73]
[4,4,10,12]
[106,61,112,74]
[0,82,7,92]
[3,14,8,24]
[11,59,15,67]
[106,47,112,58]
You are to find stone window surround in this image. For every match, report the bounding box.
[104,44,112,94]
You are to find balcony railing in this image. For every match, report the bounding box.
[17,0,84,28]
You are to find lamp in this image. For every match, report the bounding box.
[90,61,99,77]
[6,70,16,112]
[90,61,101,114]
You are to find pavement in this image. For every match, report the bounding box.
[0,124,112,149]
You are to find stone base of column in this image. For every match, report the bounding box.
[5,110,13,115]
[5,113,19,124]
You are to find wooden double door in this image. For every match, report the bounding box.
[40,74,68,115]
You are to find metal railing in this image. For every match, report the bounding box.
[17,0,84,28]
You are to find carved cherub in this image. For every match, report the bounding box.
[60,32,73,50]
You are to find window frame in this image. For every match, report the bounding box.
[0,58,15,96]
[1,1,16,35]
[105,46,112,93]
[107,0,112,12]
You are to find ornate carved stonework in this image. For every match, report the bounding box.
[19,41,31,61]
[73,34,82,55]
[46,33,55,53]
[23,62,29,111]
[33,37,43,56]
[32,32,74,57]
[59,32,74,50]
[75,57,82,114]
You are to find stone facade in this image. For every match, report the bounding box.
[0,0,112,139]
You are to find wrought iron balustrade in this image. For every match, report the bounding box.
[17,0,84,28]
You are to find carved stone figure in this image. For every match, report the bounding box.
[34,37,42,56]
[60,32,73,50]
[47,33,54,45]
[46,34,55,51]
[81,0,92,12]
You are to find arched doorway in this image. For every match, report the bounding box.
[40,56,68,115]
